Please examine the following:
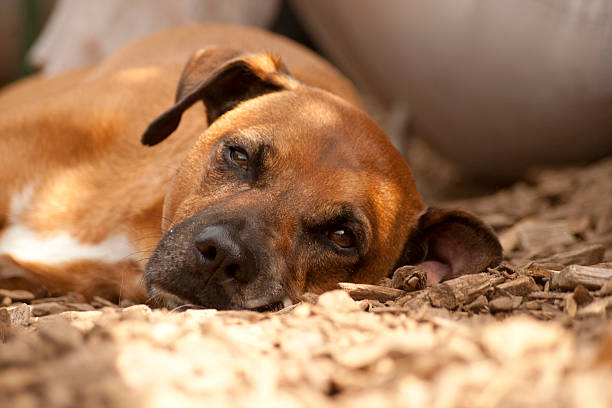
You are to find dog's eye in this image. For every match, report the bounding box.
[229,147,248,169]
[328,228,356,249]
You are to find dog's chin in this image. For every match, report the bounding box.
[147,283,292,312]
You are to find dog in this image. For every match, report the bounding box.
[0,24,502,310]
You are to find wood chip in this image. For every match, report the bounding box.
[465,295,488,312]
[316,290,363,312]
[593,262,612,269]
[521,263,553,280]
[337,283,404,302]
[428,284,457,309]
[391,266,427,291]
[576,296,612,319]
[522,300,542,310]
[67,303,96,312]
[534,263,565,271]
[541,302,564,318]
[499,226,519,253]
[496,276,539,297]
[375,277,393,287]
[489,296,514,312]
[527,291,568,300]
[298,293,320,305]
[0,289,35,302]
[516,220,576,252]
[398,291,429,311]
[121,304,152,321]
[440,273,504,305]
[91,296,117,308]
[370,306,411,314]
[550,265,612,290]
[119,299,136,308]
[0,303,31,327]
[481,213,515,229]
[572,285,593,306]
[272,303,301,315]
[31,293,86,305]
[599,280,612,296]
[566,216,592,235]
[30,302,71,317]
[595,207,612,235]
[536,245,605,266]
[565,296,578,318]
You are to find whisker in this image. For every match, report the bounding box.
[130,235,164,243]
[128,229,165,238]
[137,273,147,286]
[142,286,162,307]
[126,249,156,256]
[113,250,154,264]
[124,213,177,236]
[171,304,205,312]
[126,224,164,231]
[134,213,177,228]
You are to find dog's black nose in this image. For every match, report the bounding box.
[194,225,255,284]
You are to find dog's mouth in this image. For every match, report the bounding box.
[242,295,293,313]
[147,283,292,312]
[251,302,284,312]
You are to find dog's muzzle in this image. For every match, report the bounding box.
[144,215,289,311]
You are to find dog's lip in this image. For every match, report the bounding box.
[243,295,293,312]
[148,282,293,312]
[148,283,192,309]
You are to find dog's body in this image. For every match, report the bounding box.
[0,24,501,309]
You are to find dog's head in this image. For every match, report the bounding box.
[141,47,502,310]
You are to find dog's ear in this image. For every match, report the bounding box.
[397,208,503,285]
[141,47,295,146]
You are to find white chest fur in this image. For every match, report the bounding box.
[0,186,137,265]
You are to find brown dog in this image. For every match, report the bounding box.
[0,24,501,310]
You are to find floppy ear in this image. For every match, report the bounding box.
[397,208,503,285]
[141,47,295,146]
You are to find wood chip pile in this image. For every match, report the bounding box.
[1,157,611,408]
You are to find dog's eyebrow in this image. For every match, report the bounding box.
[303,203,369,233]
[222,129,275,154]
[223,126,272,141]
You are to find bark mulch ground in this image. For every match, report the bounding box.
[1,156,611,408]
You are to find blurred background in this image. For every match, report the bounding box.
[2,0,612,193]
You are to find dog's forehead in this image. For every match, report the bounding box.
[210,89,404,169]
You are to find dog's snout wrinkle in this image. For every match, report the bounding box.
[194,225,255,285]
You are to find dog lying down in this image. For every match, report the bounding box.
[0,24,502,311]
